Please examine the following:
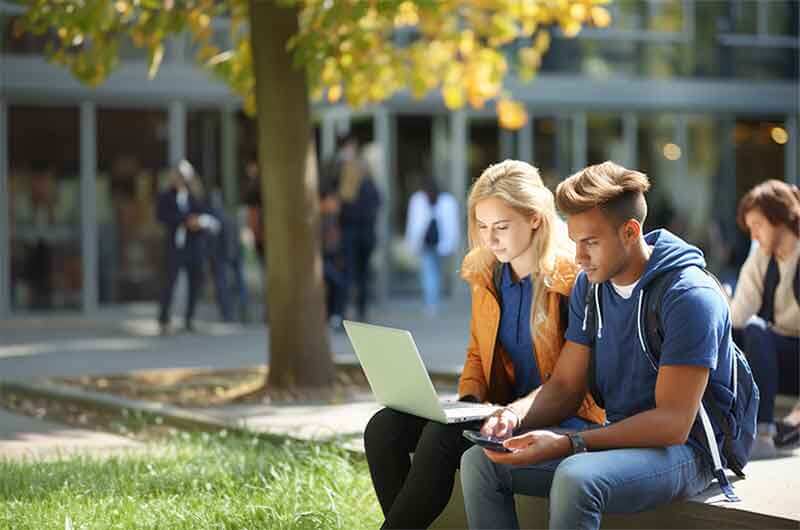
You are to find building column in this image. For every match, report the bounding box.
[321,111,337,163]
[0,99,9,317]
[168,100,187,167]
[572,112,587,173]
[786,114,798,186]
[80,101,98,313]
[518,113,533,164]
[373,105,395,304]
[623,112,638,168]
[432,114,449,184]
[221,105,238,208]
[450,110,468,295]
[499,128,515,160]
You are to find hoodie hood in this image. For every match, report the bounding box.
[638,229,706,289]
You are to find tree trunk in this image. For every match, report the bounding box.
[249,0,333,389]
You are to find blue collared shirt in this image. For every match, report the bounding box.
[498,263,541,399]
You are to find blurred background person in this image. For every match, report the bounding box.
[319,177,346,331]
[337,133,382,322]
[208,188,248,323]
[156,160,218,334]
[404,173,460,316]
[731,179,800,458]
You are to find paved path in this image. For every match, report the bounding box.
[0,407,140,461]
[0,297,471,380]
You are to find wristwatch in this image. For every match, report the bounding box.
[567,432,588,455]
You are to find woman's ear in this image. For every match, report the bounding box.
[530,213,541,230]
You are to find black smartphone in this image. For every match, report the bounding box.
[462,429,511,453]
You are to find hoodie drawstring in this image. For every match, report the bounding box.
[636,289,647,353]
[594,284,603,339]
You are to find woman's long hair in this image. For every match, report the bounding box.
[467,159,575,339]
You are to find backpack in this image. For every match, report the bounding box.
[758,256,800,324]
[423,215,440,249]
[583,266,759,503]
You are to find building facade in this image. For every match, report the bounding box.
[1,0,798,316]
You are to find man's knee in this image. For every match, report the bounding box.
[460,445,498,492]
[550,455,602,508]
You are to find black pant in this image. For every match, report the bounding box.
[364,408,479,529]
[158,253,203,326]
[342,230,375,321]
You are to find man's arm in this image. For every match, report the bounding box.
[512,339,591,430]
[481,339,589,437]
[485,364,708,466]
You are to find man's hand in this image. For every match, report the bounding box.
[480,408,520,440]
[483,430,572,466]
[186,214,201,231]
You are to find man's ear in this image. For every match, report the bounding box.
[620,219,641,244]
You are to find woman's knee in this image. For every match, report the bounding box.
[364,408,404,452]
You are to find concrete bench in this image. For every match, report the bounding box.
[431,455,800,529]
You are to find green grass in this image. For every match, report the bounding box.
[0,430,382,530]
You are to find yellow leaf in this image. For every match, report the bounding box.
[327,84,342,103]
[497,99,528,130]
[591,6,612,28]
[148,44,164,80]
[442,84,464,109]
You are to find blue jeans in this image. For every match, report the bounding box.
[741,317,800,424]
[460,438,713,530]
[419,248,442,310]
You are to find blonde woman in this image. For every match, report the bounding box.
[363,160,603,529]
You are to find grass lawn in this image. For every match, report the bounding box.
[0,429,382,530]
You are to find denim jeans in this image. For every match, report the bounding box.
[741,316,800,424]
[419,248,442,310]
[460,438,714,530]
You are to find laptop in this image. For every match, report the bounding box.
[343,320,499,424]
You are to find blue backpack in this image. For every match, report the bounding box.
[583,266,759,502]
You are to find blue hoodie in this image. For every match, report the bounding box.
[565,230,735,462]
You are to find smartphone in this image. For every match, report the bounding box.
[462,429,511,453]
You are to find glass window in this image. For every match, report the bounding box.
[766,1,799,36]
[8,106,81,311]
[530,116,572,188]
[637,114,684,235]
[587,114,625,166]
[187,109,222,192]
[97,108,168,304]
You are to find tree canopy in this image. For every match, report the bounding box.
[21,0,611,129]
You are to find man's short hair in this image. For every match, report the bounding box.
[555,161,651,226]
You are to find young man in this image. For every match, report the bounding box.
[460,161,736,530]
[732,180,800,455]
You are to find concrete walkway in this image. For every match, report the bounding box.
[0,407,140,461]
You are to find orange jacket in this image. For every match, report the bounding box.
[457,248,605,425]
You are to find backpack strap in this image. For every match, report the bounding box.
[643,265,744,501]
[757,256,780,324]
[584,281,604,409]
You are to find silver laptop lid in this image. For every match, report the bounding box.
[343,320,447,423]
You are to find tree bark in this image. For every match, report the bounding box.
[249,0,333,389]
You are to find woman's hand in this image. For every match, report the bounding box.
[483,430,572,466]
[480,407,520,439]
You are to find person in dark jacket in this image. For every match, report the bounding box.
[336,134,381,322]
[156,160,218,334]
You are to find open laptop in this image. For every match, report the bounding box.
[343,320,499,423]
